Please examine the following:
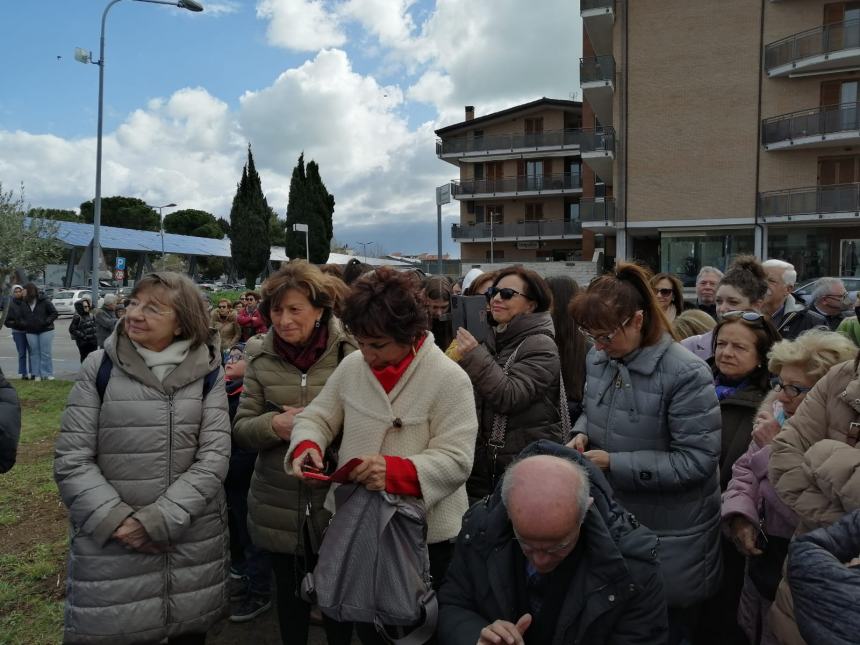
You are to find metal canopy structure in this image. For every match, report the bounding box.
[48,220,231,257]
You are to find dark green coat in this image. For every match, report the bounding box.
[718,385,767,491]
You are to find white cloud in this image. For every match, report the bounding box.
[256,0,346,51]
[202,1,241,16]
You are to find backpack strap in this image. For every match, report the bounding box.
[202,365,220,399]
[96,353,113,403]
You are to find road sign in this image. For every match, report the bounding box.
[436,183,451,205]
[292,223,308,233]
[114,269,125,282]
[115,257,126,271]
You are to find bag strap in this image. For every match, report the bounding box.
[558,374,572,440]
[487,340,526,450]
[96,353,219,403]
[377,590,438,645]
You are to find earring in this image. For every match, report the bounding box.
[314,319,321,329]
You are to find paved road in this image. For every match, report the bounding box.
[1,316,83,380]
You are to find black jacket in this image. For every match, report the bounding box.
[69,301,98,346]
[789,509,860,645]
[3,298,27,332]
[438,440,668,645]
[773,296,827,341]
[8,295,57,334]
[0,368,21,473]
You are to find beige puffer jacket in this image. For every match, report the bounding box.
[210,309,240,350]
[232,316,356,554]
[769,359,860,644]
[54,329,231,644]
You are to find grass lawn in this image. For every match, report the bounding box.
[0,380,72,645]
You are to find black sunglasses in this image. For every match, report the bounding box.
[655,288,673,297]
[485,286,531,301]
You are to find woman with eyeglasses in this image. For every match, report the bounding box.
[54,272,231,644]
[211,298,241,360]
[568,261,721,644]
[69,297,99,362]
[651,272,691,323]
[232,261,356,642]
[682,256,769,362]
[721,330,856,645]
[455,265,563,501]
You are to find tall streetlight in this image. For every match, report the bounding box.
[155,202,177,270]
[77,0,204,305]
[357,241,374,263]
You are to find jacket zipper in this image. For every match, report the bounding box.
[300,373,308,406]
[164,394,175,628]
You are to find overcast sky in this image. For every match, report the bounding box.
[1,0,581,257]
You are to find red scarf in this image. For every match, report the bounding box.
[371,334,426,394]
[273,325,329,372]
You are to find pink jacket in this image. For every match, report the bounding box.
[722,440,798,539]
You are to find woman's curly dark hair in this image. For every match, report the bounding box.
[341,267,428,344]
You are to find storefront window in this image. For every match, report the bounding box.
[767,229,830,282]
[661,231,754,286]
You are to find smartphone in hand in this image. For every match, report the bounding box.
[265,400,282,413]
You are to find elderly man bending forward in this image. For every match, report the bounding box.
[438,442,667,645]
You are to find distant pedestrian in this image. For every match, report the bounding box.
[809,277,851,331]
[94,294,119,349]
[236,291,267,341]
[3,285,33,379]
[651,272,692,323]
[0,366,21,473]
[210,298,241,358]
[19,283,58,381]
[696,266,724,320]
[761,259,825,340]
[68,298,98,362]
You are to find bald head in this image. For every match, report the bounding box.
[502,455,591,528]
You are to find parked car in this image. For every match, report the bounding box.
[794,277,860,306]
[51,289,105,315]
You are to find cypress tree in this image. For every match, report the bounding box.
[285,153,335,264]
[230,145,271,288]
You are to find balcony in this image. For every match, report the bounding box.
[436,128,587,164]
[580,198,616,233]
[451,173,583,200]
[765,19,860,78]
[762,103,860,151]
[452,220,583,242]
[759,183,860,222]
[581,0,614,55]
[580,127,615,185]
[580,56,614,125]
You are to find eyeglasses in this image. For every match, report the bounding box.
[578,316,631,345]
[654,288,673,297]
[485,286,530,301]
[770,378,812,398]
[218,305,229,309]
[722,310,765,323]
[126,299,174,319]
[513,528,577,556]
[822,293,850,304]
[226,352,244,364]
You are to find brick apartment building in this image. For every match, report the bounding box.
[578,0,860,283]
[435,98,615,264]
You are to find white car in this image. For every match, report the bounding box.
[51,289,105,315]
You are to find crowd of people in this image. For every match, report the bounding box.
[3,253,860,644]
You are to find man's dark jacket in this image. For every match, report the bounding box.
[0,368,21,473]
[438,440,668,645]
[773,295,827,341]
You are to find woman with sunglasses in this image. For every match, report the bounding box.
[721,330,856,645]
[651,272,691,323]
[699,310,781,645]
[455,266,563,501]
[211,298,241,361]
[568,261,722,644]
[682,256,769,362]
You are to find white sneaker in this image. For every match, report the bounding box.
[33,376,42,381]
[47,376,55,381]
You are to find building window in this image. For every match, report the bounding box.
[474,163,484,180]
[567,201,581,223]
[525,203,544,220]
[661,231,754,286]
[485,249,505,261]
[487,205,504,225]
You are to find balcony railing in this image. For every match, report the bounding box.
[580,127,616,153]
[581,0,613,10]
[762,102,860,146]
[436,128,588,156]
[580,198,616,224]
[452,220,583,240]
[452,173,582,197]
[760,183,860,218]
[765,18,860,72]
[580,55,615,84]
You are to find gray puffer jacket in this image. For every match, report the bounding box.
[54,329,231,644]
[459,311,563,500]
[575,333,722,608]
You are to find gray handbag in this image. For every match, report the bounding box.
[301,483,437,645]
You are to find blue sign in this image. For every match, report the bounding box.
[115,257,126,270]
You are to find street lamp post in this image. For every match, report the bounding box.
[358,241,373,263]
[155,202,177,270]
[77,0,203,305]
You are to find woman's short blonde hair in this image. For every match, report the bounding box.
[129,272,212,348]
[768,329,858,382]
[672,308,716,340]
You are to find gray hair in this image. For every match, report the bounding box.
[761,259,797,286]
[103,293,118,306]
[697,266,724,283]
[501,455,591,526]
[811,277,846,303]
